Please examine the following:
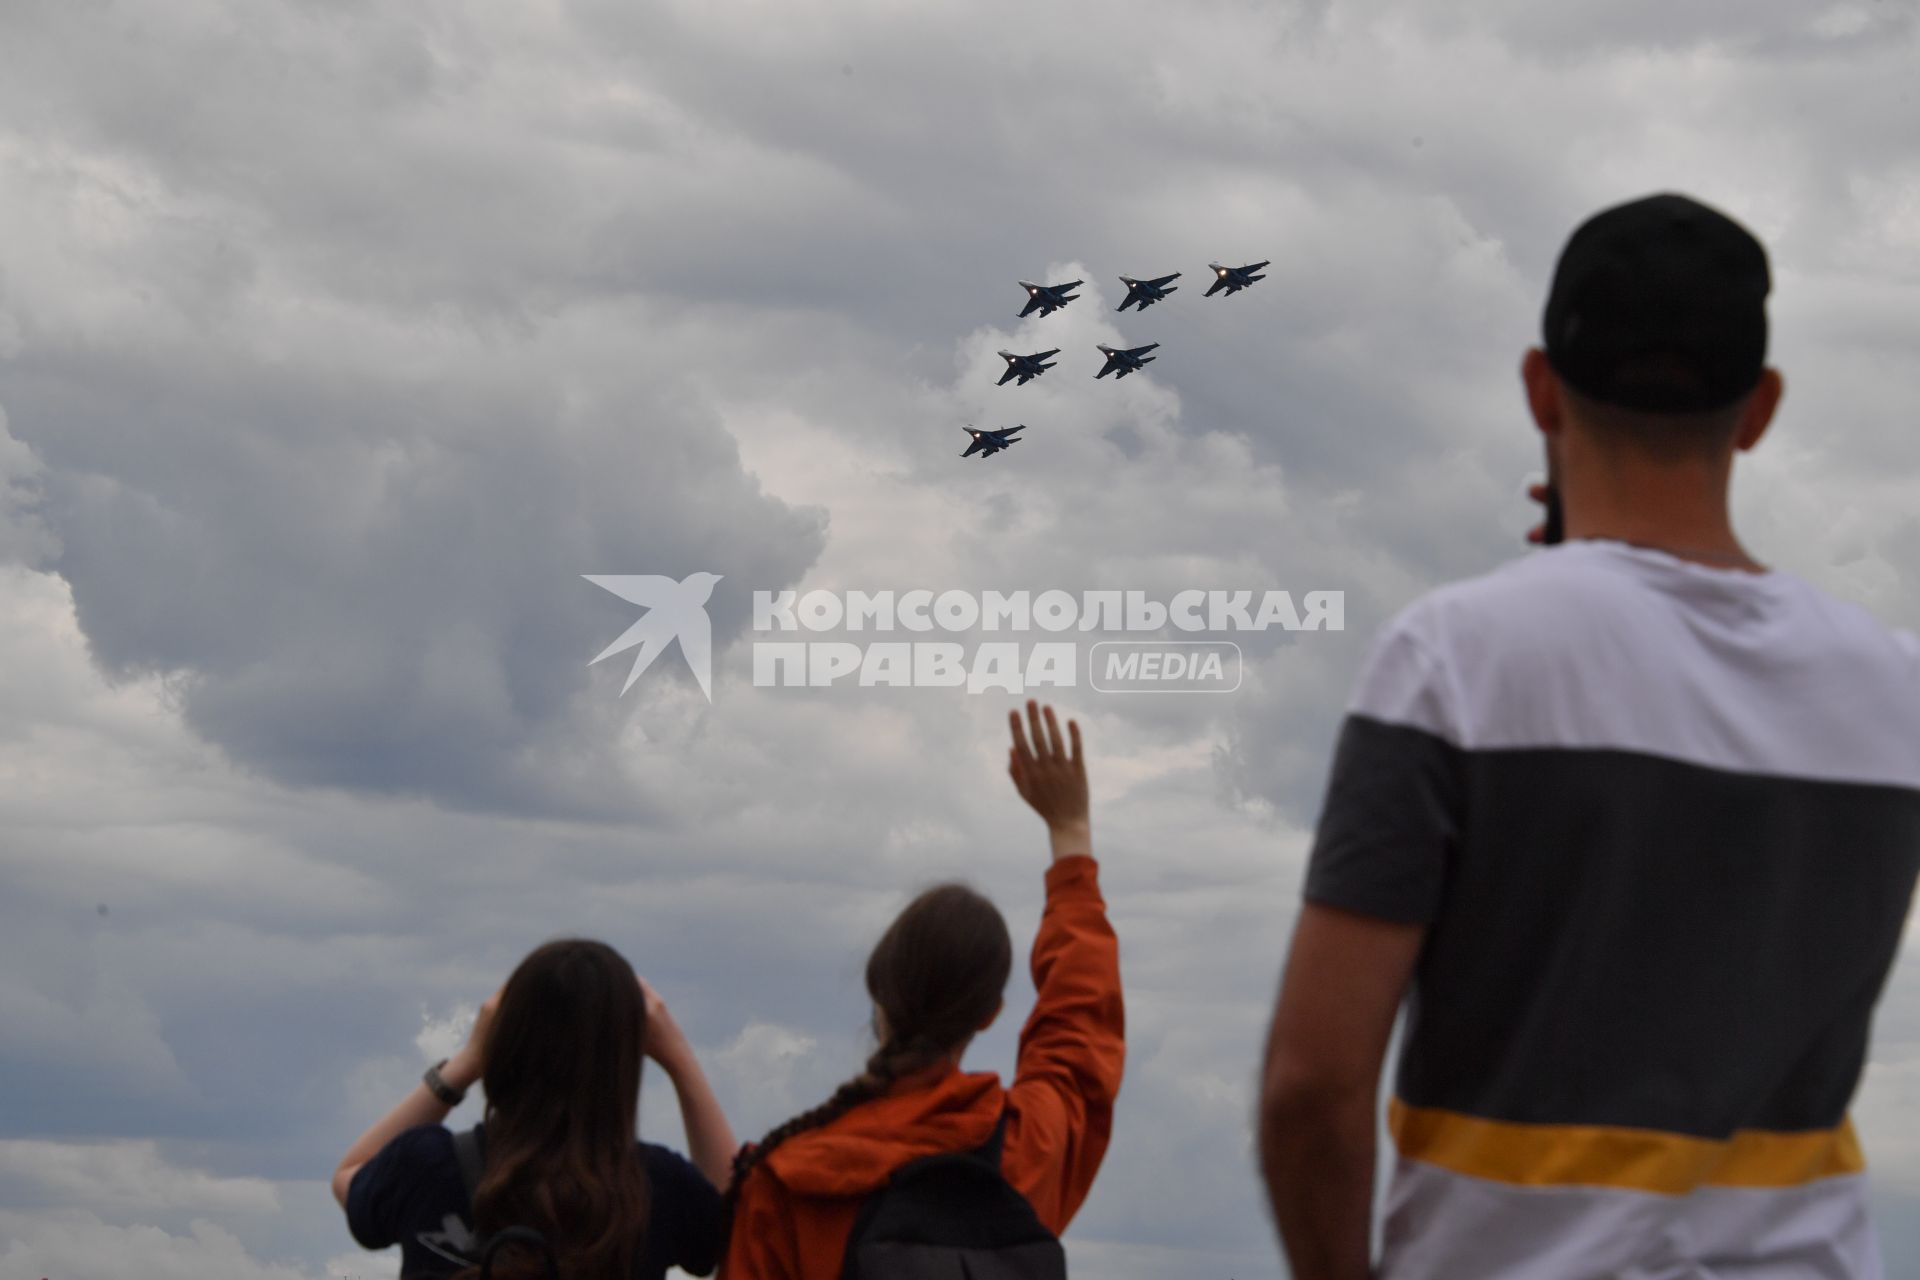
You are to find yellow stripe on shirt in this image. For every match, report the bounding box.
[1389,1099,1864,1195]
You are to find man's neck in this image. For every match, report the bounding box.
[1560,453,1764,573]
[1566,514,1764,572]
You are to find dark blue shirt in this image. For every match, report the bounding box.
[346,1124,723,1278]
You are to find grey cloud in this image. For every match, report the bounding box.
[3,274,823,813]
[0,411,57,567]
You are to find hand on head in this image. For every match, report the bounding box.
[446,986,502,1086]
[638,976,692,1071]
[450,966,694,1084]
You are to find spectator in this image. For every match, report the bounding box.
[334,940,735,1278]
[722,701,1125,1280]
[1259,192,1920,1279]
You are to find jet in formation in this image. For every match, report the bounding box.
[1017,279,1082,318]
[1095,342,1160,380]
[1206,260,1269,297]
[961,424,1027,458]
[997,348,1059,386]
[1116,272,1180,311]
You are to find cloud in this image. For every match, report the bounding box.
[412,1001,478,1065]
[0,409,57,567]
[0,10,832,813]
[0,1212,317,1280]
[0,1142,279,1215]
[658,1021,844,1146]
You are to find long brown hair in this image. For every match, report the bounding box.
[729,884,1013,1196]
[458,939,651,1280]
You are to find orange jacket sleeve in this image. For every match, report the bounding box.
[1001,854,1126,1232]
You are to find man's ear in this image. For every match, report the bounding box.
[1521,348,1565,439]
[1734,368,1783,453]
[978,998,1003,1033]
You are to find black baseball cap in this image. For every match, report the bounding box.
[1543,192,1770,413]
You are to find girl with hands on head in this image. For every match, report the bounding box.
[332,941,736,1279]
[721,701,1125,1280]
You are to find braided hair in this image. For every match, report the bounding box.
[728,883,1013,1205]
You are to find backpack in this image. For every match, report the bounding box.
[453,1127,559,1280]
[838,1112,1068,1280]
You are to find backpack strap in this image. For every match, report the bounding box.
[452,1125,486,1204]
[973,1108,1010,1167]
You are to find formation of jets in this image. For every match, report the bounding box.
[962,258,1267,459]
[961,424,1026,458]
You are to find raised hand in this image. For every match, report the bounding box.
[1008,700,1091,861]
[444,986,502,1089]
[639,976,693,1074]
[638,976,739,1188]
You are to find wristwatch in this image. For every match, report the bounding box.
[423,1058,467,1107]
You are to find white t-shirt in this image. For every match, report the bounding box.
[1306,540,1920,1279]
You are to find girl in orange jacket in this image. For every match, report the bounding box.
[721,700,1126,1280]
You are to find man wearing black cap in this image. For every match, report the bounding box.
[1258,193,1920,1279]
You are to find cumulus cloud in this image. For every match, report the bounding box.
[0,409,57,567]
[0,3,830,813]
[667,1021,843,1144]
[412,1002,477,1066]
[0,1141,279,1215]
[0,1212,317,1280]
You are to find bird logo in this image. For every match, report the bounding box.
[583,572,723,700]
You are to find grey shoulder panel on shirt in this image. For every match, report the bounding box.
[1304,714,1464,925]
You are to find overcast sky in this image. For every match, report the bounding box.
[3,1,1919,1277]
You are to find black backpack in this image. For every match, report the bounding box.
[838,1113,1068,1280]
[453,1127,558,1280]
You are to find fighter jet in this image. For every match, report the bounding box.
[997,348,1059,386]
[1205,260,1269,297]
[1017,279,1082,318]
[1095,342,1160,380]
[1116,272,1181,311]
[961,424,1026,458]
